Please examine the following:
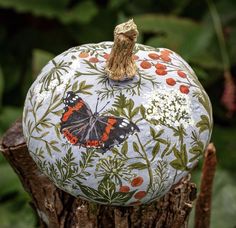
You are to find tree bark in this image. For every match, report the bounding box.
[1,120,197,228]
[194,143,217,228]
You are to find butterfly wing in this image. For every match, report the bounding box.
[86,116,140,151]
[60,91,93,145]
[60,91,140,151]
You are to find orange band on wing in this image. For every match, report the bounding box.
[101,118,117,142]
[85,140,103,147]
[62,100,84,122]
[62,129,78,145]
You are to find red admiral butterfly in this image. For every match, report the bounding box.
[60,91,140,152]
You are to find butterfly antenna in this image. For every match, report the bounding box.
[95,97,100,113]
[99,101,110,113]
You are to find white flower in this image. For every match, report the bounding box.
[144,86,194,128]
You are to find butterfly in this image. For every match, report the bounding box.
[60,91,140,152]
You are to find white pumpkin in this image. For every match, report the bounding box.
[23,20,213,206]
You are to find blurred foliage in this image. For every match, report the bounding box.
[0,0,236,227]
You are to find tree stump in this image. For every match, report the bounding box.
[1,120,199,228]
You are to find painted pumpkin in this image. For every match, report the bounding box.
[22,20,213,206]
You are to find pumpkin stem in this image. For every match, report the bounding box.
[105,19,139,81]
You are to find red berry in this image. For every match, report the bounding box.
[155,69,167,76]
[103,53,110,60]
[140,61,152,69]
[161,49,172,55]
[119,185,130,193]
[131,176,144,187]
[134,191,146,199]
[177,70,187,78]
[132,55,139,60]
[179,85,190,94]
[79,52,89,58]
[89,57,99,63]
[166,78,176,86]
[155,63,167,70]
[148,53,159,60]
[160,54,171,62]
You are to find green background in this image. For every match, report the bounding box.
[0,0,236,227]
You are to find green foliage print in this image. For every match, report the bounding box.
[148,160,170,200]
[105,93,156,193]
[189,131,205,162]
[71,80,94,95]
[78,177,136,205]
[96,70,159,101]
[95,155,134,186]
[168,124,190,171]
[24,75,94,157]
[39,59,72,92]
[24,86,70,156]
[35,148,99,189]
[193,91,213,136]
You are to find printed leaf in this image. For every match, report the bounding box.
[130,107,139,118]
[150,127,156,138]
[180,144,188,166]
[109,191,136,204]
[140,105,146,118]
[129,162,147,170]
[72,81,78,91]
[190,144,204,155]
[98,177,116,198]
[170,159,186,170]
[79,184,102,199]
[196,115,211,133]
[152,142,160,159]
[170,145,188,170]
[45,142,52,156]
[132,142,139,152]
[121,141,128,155]
[77,80,93,95]
[198,93,212,118]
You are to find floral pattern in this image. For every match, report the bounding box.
[22,42,213,206]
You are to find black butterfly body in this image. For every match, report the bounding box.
[60,91,140,152]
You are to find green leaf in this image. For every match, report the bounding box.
[198,94,212,119]
[150,126,156,139]
[140,105,146,118]
[121,141,128,155]
[129,162,147,170]
[152,142,160,159]
[109,191,136,204]
[110,147,119,155]
[72,81,78,91]
[132,142,139,153]
[45,142,52,156]
[51,145,61,153]
[180,144,188,166]
[170,159,186,170]
[190,144,204,155]
[196,115,211,133]
[79,184,101,199]
[170,145,188,170]
[130,107,139,118]
[78,80,93,95]
[98,177,116,197]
